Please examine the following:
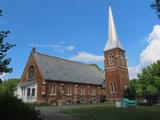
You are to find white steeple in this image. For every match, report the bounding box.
[104,6,124,51]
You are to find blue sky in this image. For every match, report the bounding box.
[0,0,159,79]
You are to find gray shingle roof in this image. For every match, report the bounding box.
[34,53,103,85]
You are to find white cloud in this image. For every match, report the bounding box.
[129,65,143,80]
[129,25,160,79]
[70,52,103,63]
[29,43,75,52]
[65,45,75,51]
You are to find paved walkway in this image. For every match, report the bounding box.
[39,106,78,120]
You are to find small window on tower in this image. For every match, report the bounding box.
[120,54,124,65]
[108,54,114,65]
[113,82,117,92]
[110,83,113,93]
[110,82,117,93]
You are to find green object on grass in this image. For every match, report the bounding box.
[121,98,138,107]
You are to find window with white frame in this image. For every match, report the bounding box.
[80,87,85,95]
[49,84,56,95]
[67,85,72,95]
[27,88,30,97]
[22,88,25,96]
[108,54,114,65]
[32,88,35,96]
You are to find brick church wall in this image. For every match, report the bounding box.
[45,81,102,105]
[104,48,129,101]
[20,49,102,105]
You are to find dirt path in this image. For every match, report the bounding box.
[39,106,77,120]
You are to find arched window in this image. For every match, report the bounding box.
[28,65,35,81]
[113,82,117,92]
[120,54,124,65]
[110,82,117,93]
[110,83,113,93]
[108,54,114,65]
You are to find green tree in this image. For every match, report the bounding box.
[0,10,15,75]
[137,61,160,103]
[123,80,136,100]
[138,61,160,94]
[151,0,160,18]
[133,80,144,97]
[0,78,19,95]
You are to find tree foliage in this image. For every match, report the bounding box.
[123,80,136,100]
[0,10,15,74]
[0,94,41,120]
[151,0,160,18]
[0,78,19,95]
[137,60,160,95]
[125,61,160,104]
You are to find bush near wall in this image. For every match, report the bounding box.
[0,93,41,120]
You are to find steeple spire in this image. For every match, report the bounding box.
[104,6,124,51]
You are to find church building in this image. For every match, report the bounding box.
[15,6,129,104]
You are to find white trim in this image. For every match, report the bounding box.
[15,81,37,103]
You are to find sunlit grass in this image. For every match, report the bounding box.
[62,104,160,120]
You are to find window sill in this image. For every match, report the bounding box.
[49,94,56,96]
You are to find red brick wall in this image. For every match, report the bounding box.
[104,48,129,101]
[45,81,102,105]
[20,49,44,102]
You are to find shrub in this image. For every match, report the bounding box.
[0,93,41,120]
[123,87,136,100]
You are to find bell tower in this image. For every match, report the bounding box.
[104,6,129,101]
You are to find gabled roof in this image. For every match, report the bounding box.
[104,6,124,51]
[33,52,103,85]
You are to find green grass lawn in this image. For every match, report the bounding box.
[62,104,160,120]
